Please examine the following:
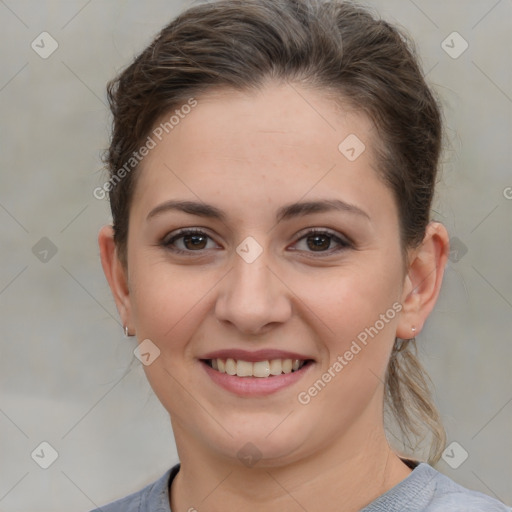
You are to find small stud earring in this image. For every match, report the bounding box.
[411,326,416,334]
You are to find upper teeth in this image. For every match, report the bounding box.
[210,358,304,377]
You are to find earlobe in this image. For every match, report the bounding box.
[396,222,450,339]
[98,225,132,330]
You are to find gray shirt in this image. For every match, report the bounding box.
[92,462,511,511]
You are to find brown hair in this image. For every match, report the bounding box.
[104,0,445,463]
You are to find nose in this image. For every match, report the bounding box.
[214,247,292,336]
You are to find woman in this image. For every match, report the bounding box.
[94,0,511,510]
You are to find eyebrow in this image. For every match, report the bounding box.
[146,198,370,223]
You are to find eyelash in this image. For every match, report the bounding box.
[162,228,353,257]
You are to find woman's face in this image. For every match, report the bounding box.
[110,83,416,465]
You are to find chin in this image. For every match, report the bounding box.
[198,416,316,468]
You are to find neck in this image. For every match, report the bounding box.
[169,418,412,512]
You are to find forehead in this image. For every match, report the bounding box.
[130,82,395,223]
[162,84,371,163]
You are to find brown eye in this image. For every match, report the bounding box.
[182,233,208,250]
[293,229,352,255]
[306,233,332,251]
[163,229,219,254]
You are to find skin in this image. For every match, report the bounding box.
[99,82,449,512]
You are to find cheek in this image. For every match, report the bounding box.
[297,271,401,421]
[128,256,214,351]
[127,260,216,406]
[299,260,401,332]
[296,259,403,405]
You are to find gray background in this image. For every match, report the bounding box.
[0,0,511,510]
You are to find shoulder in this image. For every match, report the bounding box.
[421,464,511,512]
[363,462,511,512]
[89,465,179,512]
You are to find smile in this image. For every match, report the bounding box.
[199,349,315,395]
[204,358,309,378]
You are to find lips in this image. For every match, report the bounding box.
[200,351,314,396]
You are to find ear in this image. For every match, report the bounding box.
[98,225,133,333]
[396,222,450,339]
